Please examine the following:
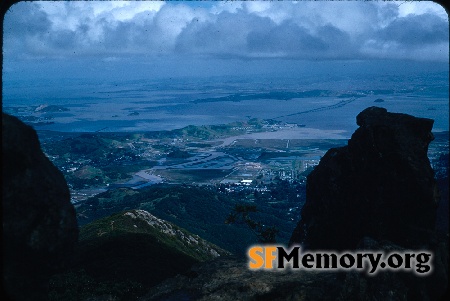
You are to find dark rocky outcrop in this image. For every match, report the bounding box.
[288,107,448,300]
[141,243,448,301]
[140,257,343,301]
[339,237,449,301]
[2,113,78,300]
[290,106,439,250]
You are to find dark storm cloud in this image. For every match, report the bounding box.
[247,22,354,59]
[4,2,51,35]
[100,18,161,53]
[376,13,449,46]
[247,21,328,54]
[3,2,53,59]
[46,29,79,50]
[175,10,355,60]
[175,10,271,57]
[3,1,448,62]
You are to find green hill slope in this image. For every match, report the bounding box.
[49,209,230,301]
[77,185,283,255]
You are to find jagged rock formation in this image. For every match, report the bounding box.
[290,106,439,250]
[286,107,448,300]
[2,113,78,300]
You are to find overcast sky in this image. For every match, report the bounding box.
[3,0,449,80]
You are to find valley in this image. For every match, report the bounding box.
[38,119,349,203]
[36,121,448,254]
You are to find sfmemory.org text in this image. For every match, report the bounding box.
[248,246,432,275]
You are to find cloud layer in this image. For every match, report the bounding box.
[3,1,449,62]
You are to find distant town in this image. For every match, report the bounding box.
[36,119,449,205]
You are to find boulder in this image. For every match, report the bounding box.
[2,113,78,300]
[290,107,439,250]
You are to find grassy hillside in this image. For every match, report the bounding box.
[76,184,303,255]
[49,209,229,301]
